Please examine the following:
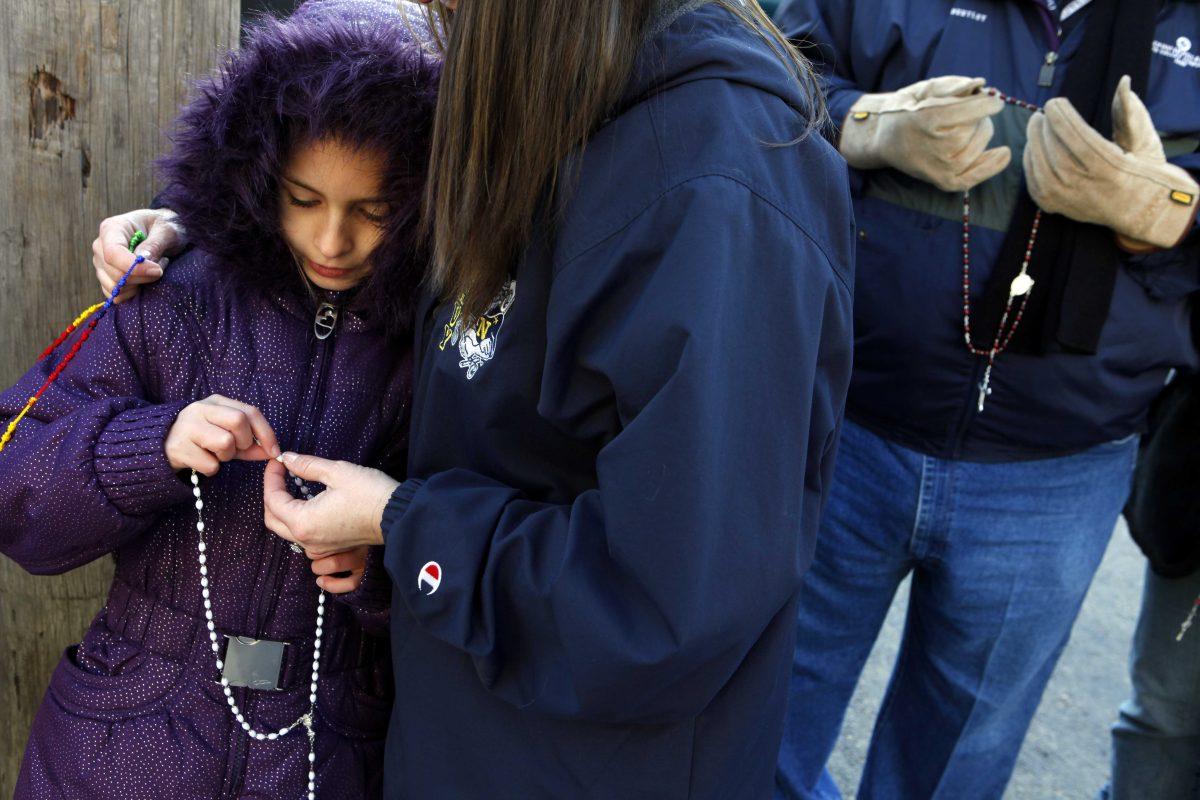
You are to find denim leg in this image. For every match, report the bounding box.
[775,421,921,800]
[858,436,1136,800]
[1106,564,1200,800]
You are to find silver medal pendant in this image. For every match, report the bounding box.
[1009,273,1035,298]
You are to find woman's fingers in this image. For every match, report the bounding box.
[262,456,395,551]
[92,209,183,300]
[138,210,185,264]
[101,240,163,284]
[263,459,309,543]
[263,502,289,539]
[279,452,338,485]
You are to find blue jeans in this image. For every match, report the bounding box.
[1100,565,1200,800]
[775,419,1137,800]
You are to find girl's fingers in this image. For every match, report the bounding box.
[194,423,238,462]
[205,396,281,458]
[310,550,366,576]
[201,402,256,452]
[182,443,222,477]
[235,443,271,462]
[317,571,364,594]
[236,404,280,459]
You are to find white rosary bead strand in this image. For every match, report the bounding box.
[191,470,324,800]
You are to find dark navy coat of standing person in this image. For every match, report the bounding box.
[0,3,439,797]
[376,2,854,798]
[772,1,1200,798]
[780,0,1200,460]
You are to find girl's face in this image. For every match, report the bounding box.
[278,138,390,292]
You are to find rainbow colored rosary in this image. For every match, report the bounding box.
[0,232,149,454]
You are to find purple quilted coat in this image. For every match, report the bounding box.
[0,2,438,797]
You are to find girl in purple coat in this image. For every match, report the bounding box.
[0,2,438,797]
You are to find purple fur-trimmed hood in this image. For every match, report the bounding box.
[156,0,441,336]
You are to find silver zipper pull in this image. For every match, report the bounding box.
[314,302,339,340]
[1038,51,1057,88]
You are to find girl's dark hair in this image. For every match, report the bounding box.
[157,5,441,335]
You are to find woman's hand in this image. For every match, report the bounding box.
[92,208,185,301]
[307,546,370,594]
[165,395,281,475]
[263,454,398,552]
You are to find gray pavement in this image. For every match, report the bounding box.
[826,521,1144,799]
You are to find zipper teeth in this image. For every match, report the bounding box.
[254,306,337,644]
[223,301,340,792]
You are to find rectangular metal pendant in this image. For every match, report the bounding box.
[1037,61,1056,87]
[222,636,287,691]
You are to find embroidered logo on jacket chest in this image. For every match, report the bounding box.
[949,7,987,23]
[438,278,518,380]
[1153,36,1200,69]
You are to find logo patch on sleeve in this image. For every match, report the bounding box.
[418,561,442,595]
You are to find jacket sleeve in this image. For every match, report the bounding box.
[382,176,854,724]
[775,0,902,130]
[1123,150,1200,296]
[0,293,192,575]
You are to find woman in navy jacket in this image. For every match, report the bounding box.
[93,1,855,797]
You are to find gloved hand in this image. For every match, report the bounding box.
[1024,75,1199,250]
[839,76,1012,192]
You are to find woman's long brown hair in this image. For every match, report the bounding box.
[420,1,823,316]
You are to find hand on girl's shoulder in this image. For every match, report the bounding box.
[91,208,184,301]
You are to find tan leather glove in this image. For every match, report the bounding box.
[1024,75,1199,250]
[839,76,1012,192]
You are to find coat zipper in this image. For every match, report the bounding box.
[224,299,340,798]
[258,299,339,627]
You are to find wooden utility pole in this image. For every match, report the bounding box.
[0,1,239,791]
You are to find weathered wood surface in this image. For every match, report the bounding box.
[0,1,239,790]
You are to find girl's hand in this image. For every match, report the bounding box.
[307,546,369,594]
[165,395,282,475]
[262,455,398,552]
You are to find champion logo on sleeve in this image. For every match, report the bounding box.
[418,561,442,595]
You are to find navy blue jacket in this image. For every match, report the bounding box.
[778,0,1200,460]
[378,5,855,798]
